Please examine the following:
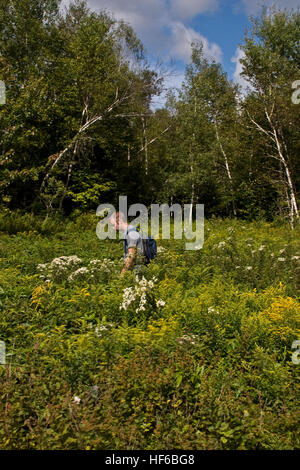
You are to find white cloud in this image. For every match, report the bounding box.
[62,0,223,108]
[241,0,300,15]
[82,1,222,64]
[169,21,222,63]
[231,47,252,92]
[170,0,219,20]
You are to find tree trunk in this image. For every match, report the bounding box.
[189,164,194,224]
[265,109,299,228]
[214,116,237,216]
[249,108,299,228]
[40,96,122,194]
[142,116,148,175]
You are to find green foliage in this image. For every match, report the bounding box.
[0,214,299,449]
[1,4,299,221]
[239,8,300,225]
[0,0,158,214]
[0,1,299,451]
[67,175,116,210]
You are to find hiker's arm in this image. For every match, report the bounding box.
[121,247,136,275]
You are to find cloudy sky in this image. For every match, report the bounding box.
[62,1,300,105]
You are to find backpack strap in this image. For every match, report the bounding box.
[124,226,149,263]
[123,226,139,258]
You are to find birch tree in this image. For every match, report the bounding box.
[188,44,239,216]
[0,0,163,212]
[39,3,151,202]
[240,8,300,227]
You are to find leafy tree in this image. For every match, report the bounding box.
[240,8,300,227]
[0,0,162,214]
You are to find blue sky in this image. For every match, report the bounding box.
[62,1,300,105]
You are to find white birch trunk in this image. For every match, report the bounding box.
[265,109,299,227]
[189,164,194,224]
[248,107,299,228]
[142,117,148,175]
[214,116,237,216]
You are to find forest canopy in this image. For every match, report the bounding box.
[0,0,299,227]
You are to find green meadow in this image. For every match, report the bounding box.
[0,212,299,449]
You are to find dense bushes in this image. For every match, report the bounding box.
[0,214,299,449]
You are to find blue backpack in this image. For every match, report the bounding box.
[124,227,157,264]
[142,233,157,264]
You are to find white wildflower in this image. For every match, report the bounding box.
[37,255,82,282]
[136,306,145,313]
[177,334,197,345]
[95,325,108,337]
[245,266,252,271]
[156,299,166,308]
[277,258,285,262]
[208,306,220,314]
[120,276,158,312]
[89,258,115,274]
[51,255,81,268]
[73,396,81,404]
[218,241,226,249]
[68,267,89,282]
[37,263,47,271]
[259,245,266,251]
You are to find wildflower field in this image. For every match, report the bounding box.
[0,212,299,450]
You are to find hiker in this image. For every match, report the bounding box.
[109,211,146,276]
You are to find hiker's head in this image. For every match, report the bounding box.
[109,211,128,231]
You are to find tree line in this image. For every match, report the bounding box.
[0,0,299,227]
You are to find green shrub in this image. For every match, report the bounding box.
[0,215,299,449]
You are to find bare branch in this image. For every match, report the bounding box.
[246,110,276,143]
[136,125,171,154]
[40,95,126,192]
